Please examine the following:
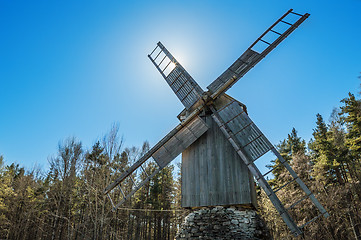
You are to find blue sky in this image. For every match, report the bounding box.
[1,0,361,172]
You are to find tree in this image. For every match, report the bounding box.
[340,93,361,183]
[0,155,12,238]
[309,113,345,185]
[47,137,83,240]
[268,128,306,186]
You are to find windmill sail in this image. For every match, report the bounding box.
[207,9,310,100]
[104,115,208,210]
[148,42,204,109]
[210,100,328,236]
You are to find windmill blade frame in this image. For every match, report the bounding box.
[207,9,310,100]
[148,42,205,109]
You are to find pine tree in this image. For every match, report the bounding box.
[341,93,361,156]
[268,128,306,186]
[340,93,361,185]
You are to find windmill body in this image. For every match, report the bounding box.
[181,95,257,208]
[104,9,329,236]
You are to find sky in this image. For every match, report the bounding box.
[1,0,361,174]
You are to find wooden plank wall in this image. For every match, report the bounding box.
[181,114,257,208]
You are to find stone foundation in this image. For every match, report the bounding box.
[175,206,272,240]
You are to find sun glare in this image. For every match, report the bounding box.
[160,58,176,77]
[150,46,177,77]
[167,61,176,73]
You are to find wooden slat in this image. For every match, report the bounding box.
[216,100,273,161]
[207,49,260,93]
[167,66,202,109]
[149,42,204,109]
[243,135,271,160]
[153,116,208,168]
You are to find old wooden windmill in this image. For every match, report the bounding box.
[104,9,329,236]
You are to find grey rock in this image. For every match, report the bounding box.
[231,219,239,225]
[222,221,231,226]
[175,206,272,240]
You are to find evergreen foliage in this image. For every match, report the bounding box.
[259,89,361,239]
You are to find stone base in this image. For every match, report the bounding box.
[175,206,272,240]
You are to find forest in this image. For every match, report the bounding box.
[1,88,361,240]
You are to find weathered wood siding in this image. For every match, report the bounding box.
[181,114,257,208]
[152,116,208,168]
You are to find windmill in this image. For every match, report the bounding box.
[104,9,329,236]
